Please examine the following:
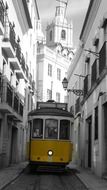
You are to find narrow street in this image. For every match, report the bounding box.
[3,169,88,190]
[1,1,107,190]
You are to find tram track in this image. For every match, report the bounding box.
[2,168,88,190]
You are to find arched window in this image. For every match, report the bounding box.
[50,30,52,41]
[61,30,66,40]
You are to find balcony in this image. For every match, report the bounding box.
[0,3,29,82]
[82,42,107,104]
[0,5,29,82]
[0,76,23,121]
[8,39,27,81]
[15,64,28,81]
[2,22,16,58]
[8,57,20,70]
[13,39,28,81]
[9,55,27,80]
[0,0,5,35]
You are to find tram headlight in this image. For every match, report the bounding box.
[48,150,53,156]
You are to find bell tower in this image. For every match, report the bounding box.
[55,0,66,20]
[46,0,73,51]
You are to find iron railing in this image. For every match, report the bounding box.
[9,22,16,51]
[0,78,23,117]
[0,0,5,26]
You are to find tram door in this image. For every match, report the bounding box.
[87,116,92,168]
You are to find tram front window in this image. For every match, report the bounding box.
[45,119,58,139]
[32,119,43,138]
[59,120,70,140]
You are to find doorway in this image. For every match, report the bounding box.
[103,103,107,168]
[10,126,18,164]
[86,116,92,168]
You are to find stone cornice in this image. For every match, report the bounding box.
[80,0,101,44]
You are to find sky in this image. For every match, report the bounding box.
[37,0,90,48]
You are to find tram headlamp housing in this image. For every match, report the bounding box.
[48,150,53,156]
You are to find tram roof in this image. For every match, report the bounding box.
[28,107,74,118]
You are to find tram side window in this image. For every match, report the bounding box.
[32,119,43,138]
[45,119,58,139]
[59,120,70,140]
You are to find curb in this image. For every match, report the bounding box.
[0,163,28,190]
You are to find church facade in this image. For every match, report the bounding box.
[36,0,74,102]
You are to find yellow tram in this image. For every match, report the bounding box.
[27,100,74,169]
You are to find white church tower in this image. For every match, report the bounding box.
[46,0,73,57]
[36,0,74,103]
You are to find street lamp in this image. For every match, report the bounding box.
[62,77,84,96]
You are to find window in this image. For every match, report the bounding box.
[56,92,60,102]
[0,119,1,137]
[28,93,30,111]
[32,119,43,138]
[91,59,97,86]
[99,42,106,75]
[0,75,2,96]
[95,107,98,140]
[33,44,35,55]
[36,21,38,30]
[47,89,52,100]
[50,30,52,41]
[48,64,52,77]
[61,30,66,40]
[61,9,64,15]
[45,119,58,139]
[34,17,36,32]
[26,52,28,64]
[3,60,6,75]
[64,95,67,103]
[0,119,2,151]
[30,34,32,47]
[59,120,70,140]
[57,68,61,80]
[10,72,13,84]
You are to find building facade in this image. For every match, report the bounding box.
[37,44,69,102]
[0,0,39,168]
[67,0,107,177]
